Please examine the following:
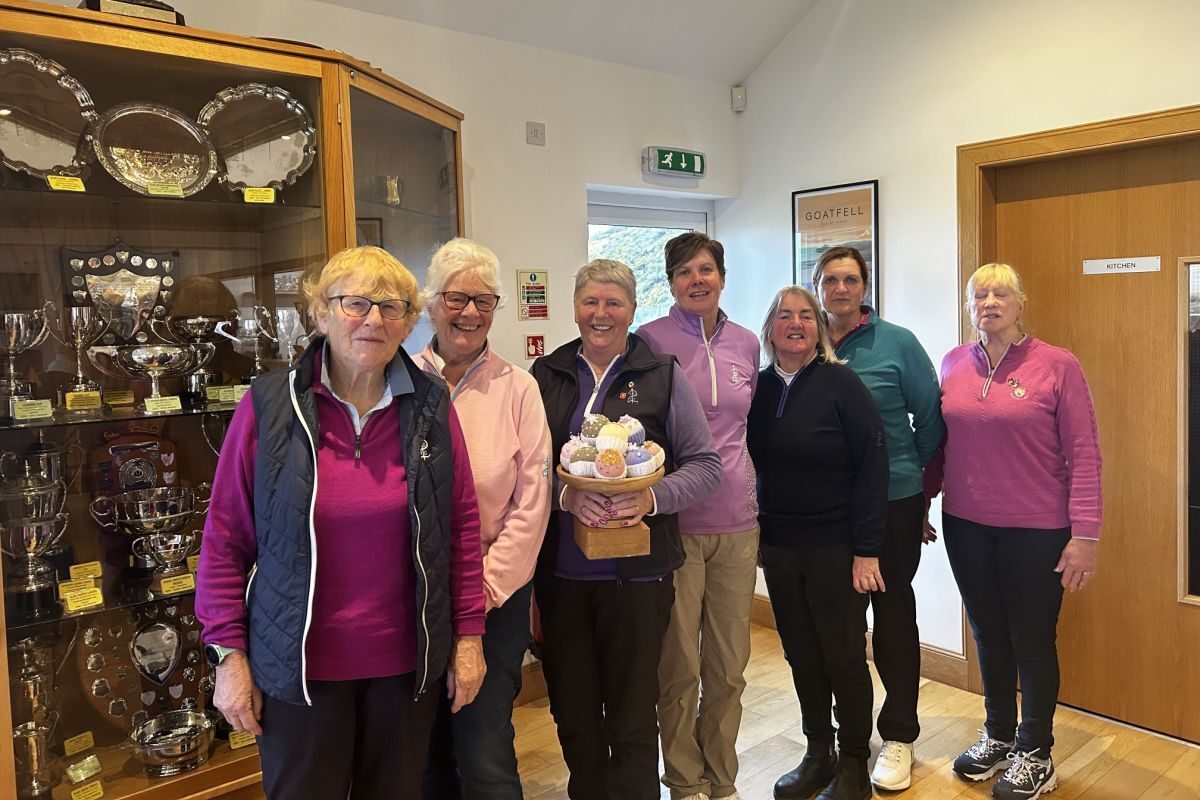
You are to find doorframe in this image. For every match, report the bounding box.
[1179,255,1200,608]
[956,104,1200,691]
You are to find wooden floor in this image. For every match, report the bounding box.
[514,625,1200,799]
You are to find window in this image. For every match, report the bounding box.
[587,200,709,328]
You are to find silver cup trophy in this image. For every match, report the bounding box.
[152,312,234,407]
[1,513,69,621]
[14,716,57,799]
[0,302,53,419]
[87,343,205,412]
[49,305,109,412]
[214,305,277,381]
[132,531,199,593]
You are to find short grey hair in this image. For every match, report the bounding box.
[573,258,636,304]
[422,238,503,309]
[759,286,844,367]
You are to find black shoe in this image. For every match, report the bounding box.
[953,730,1016,781]
[774,743,838,800]
[992,750,1058,799]
[815,754,871,800]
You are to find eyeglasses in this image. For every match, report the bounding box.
[440,291,500,312]
[328,295,411,320]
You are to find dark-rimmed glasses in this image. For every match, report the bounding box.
[327,295,411,320]
[440,291,500,312]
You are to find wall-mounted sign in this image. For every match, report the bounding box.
[1083,256,1160,275]
[517,270,549,319]
[642,146,706,177]
[525,334,545,360]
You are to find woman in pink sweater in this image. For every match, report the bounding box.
[925,263,1102,800]
[416,238,552,800]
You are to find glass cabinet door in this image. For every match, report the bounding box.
[345,73,461,351]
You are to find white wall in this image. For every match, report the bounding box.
[719,0,1200,653]
[103,0,741,364]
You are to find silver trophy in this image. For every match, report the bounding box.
[49,306,109,411]
[1,513,70,621]
[2,431,85,493]
[14,717,57,799]
[87,343,204,411]
[0,302,53,417]
[90,484,211,538]
[0,464,67,522]
[152,312,233,406]
[129,708,215,777]
[201,412,229,456]
[132,531,199,593]
[214,305,277,380]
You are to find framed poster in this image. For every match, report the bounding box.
[792,180,879,310]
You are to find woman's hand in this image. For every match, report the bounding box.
[213,651,263,735]
[1054,537,1098,592]
[922,510,938,544]
[852,556,887,594]
[564,487,617,527]
[608,489,653,527]
[447,635,486,713]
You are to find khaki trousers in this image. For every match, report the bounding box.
[657,528,759,799]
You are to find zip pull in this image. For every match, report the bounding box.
[354,433,362,461]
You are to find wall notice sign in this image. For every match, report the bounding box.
[525,335,545,360]
[517,270,549,320]
[1083,256,1160,275]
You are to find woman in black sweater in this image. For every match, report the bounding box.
[747,286,889,800]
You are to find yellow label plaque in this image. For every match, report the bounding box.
[72,780,104,800]
[64,587,104,613]
[47,175,86,192]
[146,182,184,197]
[13,399,53,420]
[64,730,95,757]
[234,385,250,403]
[104,389,135,406]
[65,391,103,411]
[187,554,200,573]
[58,578,96,599]
[243,187,276,204]
[159,573,196,594]
[218,386,236,403]
[144,395,183,413]
[70,561,104,580]
[206,385,231,401]
[228,730,257,750]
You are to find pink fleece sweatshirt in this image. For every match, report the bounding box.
[924,337,1103,539]
[196,353,486,681]
[416,342,552,608]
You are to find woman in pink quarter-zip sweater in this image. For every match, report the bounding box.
[416,238,552,800]
[925,263,1102,800]
[638,232,760,800]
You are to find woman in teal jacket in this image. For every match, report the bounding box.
[814,246,945,792]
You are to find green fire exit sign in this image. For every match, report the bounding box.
[643,146,706,177]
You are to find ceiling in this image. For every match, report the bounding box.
[316,0,819,84]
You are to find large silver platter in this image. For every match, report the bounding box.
[0,48,96,178]
[198,83,316,192]
[90,101,217,197]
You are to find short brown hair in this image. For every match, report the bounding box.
[664,232,725,281]
[812,246,868,289]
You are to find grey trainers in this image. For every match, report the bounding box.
[952,731,1016,781]
[992,751,1057,799]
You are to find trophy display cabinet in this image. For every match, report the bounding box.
[0,1,464,797]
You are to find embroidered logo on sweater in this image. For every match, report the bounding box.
[618,381,639,404]
[1007,377,1027,399]
[419,439,431,460]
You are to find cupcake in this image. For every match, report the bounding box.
[560,435,584,469]
[619,414,646,445]
[594,448,627,479]
[643,441,665,469]
[596,422,629,453]
[624,446,655,477]
[569,444,598,477]
[580,413,609,443]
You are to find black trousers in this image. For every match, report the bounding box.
[943,514,1070,755]
[536,574,675,800]
[868,492,925,743]
[258,672,439,800]
[762,542,873,759]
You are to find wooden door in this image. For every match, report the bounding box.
[981,138,1200,741]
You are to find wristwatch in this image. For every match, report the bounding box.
[204,643,239,668]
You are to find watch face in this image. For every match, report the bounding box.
[204,644,221,667]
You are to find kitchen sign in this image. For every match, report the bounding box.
[1083,256,1160,275]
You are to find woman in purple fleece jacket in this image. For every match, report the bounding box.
[925,263,1102,800]
[638,232,760,800]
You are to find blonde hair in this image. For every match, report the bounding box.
[302,246,423,327]
[965,262,1026,332]
[760,286,844,367]
[573,258,637,304]
[423,238,503,310]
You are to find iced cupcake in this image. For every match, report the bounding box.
[596,422,629,453]
[569,444,598,477]
[643,441,665,470]
[594,448,627,479]
[560,435,584,469]
[624,446,655,477]
[619,414,646,445]
[580,413,609,444]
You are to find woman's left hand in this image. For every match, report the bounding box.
[447,635,486,713]
[852,556,886,594]
[607,489,653,527]
[1054,538,1099,592]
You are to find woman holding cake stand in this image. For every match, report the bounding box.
[531,258,721,800]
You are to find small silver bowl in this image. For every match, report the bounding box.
[129,709,214,776]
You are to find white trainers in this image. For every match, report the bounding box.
[871,740,914,790]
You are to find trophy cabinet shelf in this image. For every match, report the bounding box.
[0,1,464,799]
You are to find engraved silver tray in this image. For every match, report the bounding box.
[89,101,217,197]
[0,48,97,178]
[198,82,316,192]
